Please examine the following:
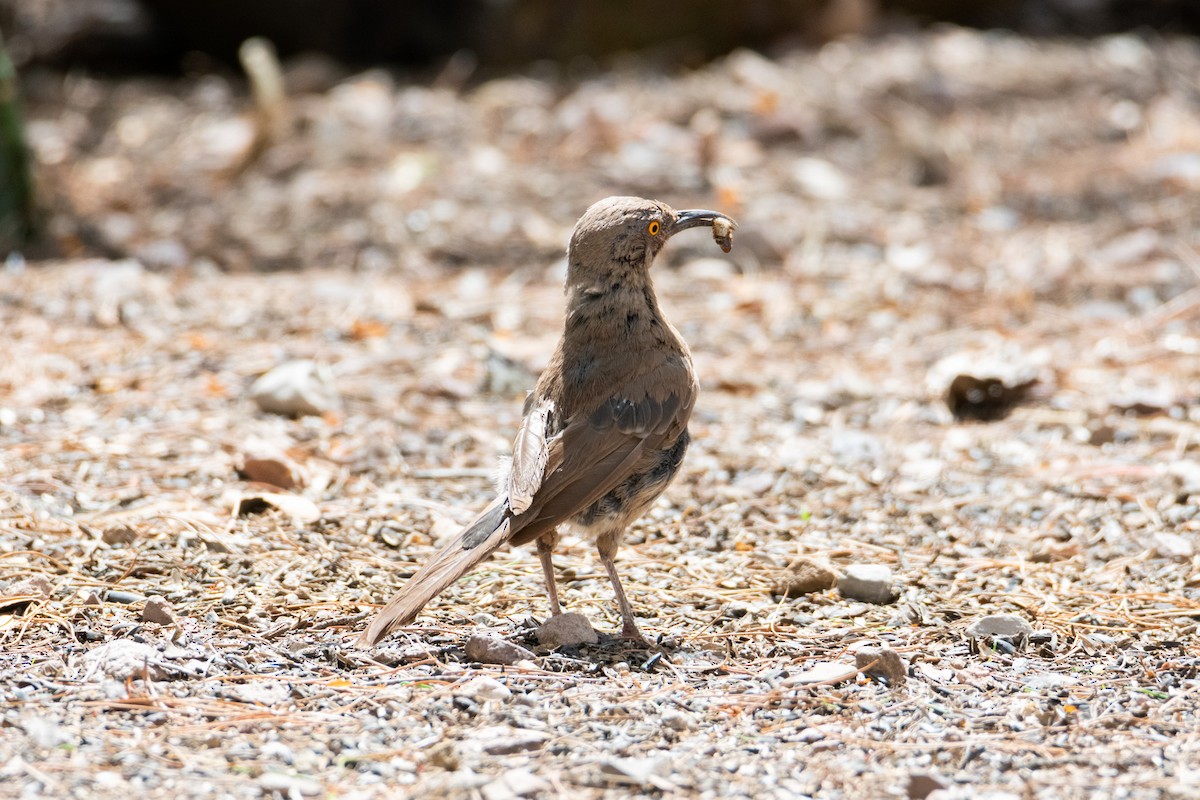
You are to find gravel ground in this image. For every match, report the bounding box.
[2,28,1200,800]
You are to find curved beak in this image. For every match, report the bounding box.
[668,208,738,237]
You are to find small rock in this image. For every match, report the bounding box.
[465,633,536,666]
[135,238,189,271]
[20,715,67,749]
[967,613,1034,653]
[93,771,124,788]
[1098,228,1160,267]
[195,117,257,173]
[1022,671,1078,691]
[967,613,1032,639]
[227,681,292,706]
[377,524,405,547]
[792,157,849,199]
[248,359,340,417]
[235,491,321,522]
[80,640,170,680]
[599,756,670,786]
[104,589,145,605]
[141,596,176,625]
[1152,152,1200,189]
[916,663,954,683]
[908,773,948,799]
[0,576,53,613]
[795,727,824,743]
[425,768,492,794]
[259,741,296,765]
[773,557,838,597]
[476,727,550,755]
[259,772,322,797]
[482,768,549,800]
[786,661,858,686]
[814,602,870,619]
[838,564,898,604]
[1154,531,1194,559]
[1168,460,1200,497]
[1028,538,1079,563]
[854,645,907,686]
[827,429,885,464]
[372,640,441,666]
[536,612,598,647]
[456,676,511,702]
[1110,389,1173,416]
[723,600,753,619]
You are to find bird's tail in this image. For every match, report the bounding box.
[357,499,511,647]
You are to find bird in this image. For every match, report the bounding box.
[358,196,736,646]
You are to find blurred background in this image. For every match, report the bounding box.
[1,0,1199,267]
[4,0,1200,72]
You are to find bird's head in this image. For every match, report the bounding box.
[567,196,736,273]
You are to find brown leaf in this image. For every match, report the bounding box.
[945,374,1039,422]
[239,453,302,490]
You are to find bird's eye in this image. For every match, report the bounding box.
[648,221,661,235]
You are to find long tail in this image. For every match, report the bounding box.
[357,499,511,647]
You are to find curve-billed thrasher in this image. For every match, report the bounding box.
[359,196,737,646]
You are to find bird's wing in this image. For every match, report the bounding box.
[507,398,555,515]
[508,359,695,544]
[359,357,694,645]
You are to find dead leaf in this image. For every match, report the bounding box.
[945,374,1039,422]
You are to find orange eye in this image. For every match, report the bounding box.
[648,221,661,235]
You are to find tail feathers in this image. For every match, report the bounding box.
[357,499,511,647]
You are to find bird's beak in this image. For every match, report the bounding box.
[668,209,737,237]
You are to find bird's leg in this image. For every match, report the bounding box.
[536,530,562,617]
[596,531,643,641]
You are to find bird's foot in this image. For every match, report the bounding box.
[617,621,646,643]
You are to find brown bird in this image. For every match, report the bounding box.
[358,196,736,646]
